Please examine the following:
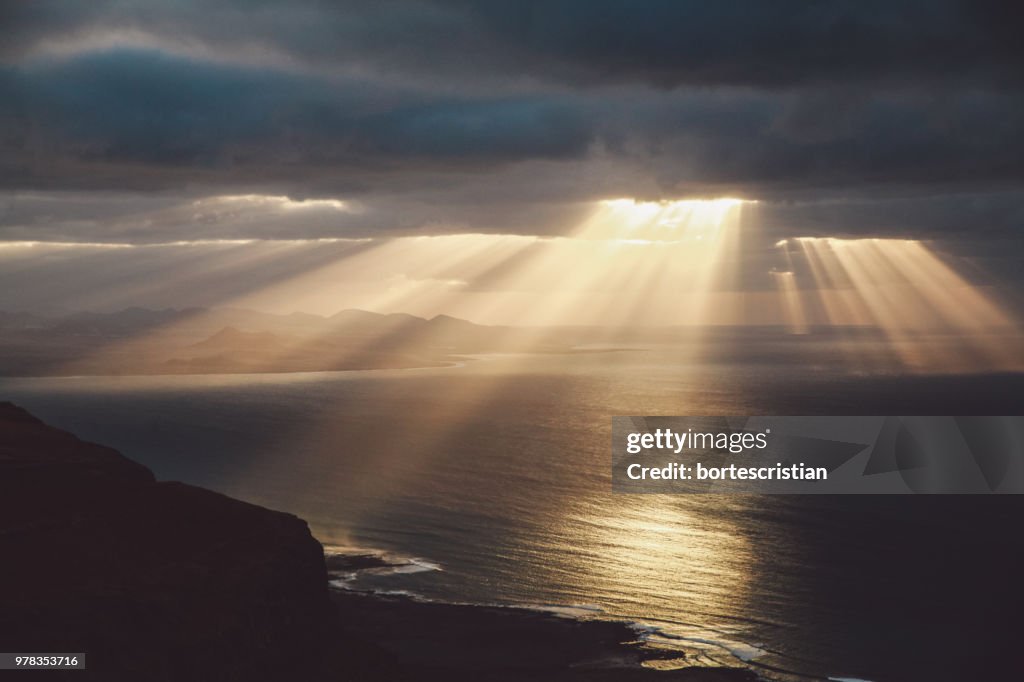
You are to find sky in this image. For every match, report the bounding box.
[0,1,1022,323]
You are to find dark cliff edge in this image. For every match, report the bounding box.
[0,401,334,680]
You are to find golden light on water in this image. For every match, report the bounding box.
[540,493,760,667]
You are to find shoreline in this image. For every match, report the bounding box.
[326,588,760,682]
[323,549,764,681]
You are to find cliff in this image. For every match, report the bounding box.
[0,402,334,680]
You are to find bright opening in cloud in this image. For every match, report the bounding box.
[583,198,753,242]
[196,194,353,212]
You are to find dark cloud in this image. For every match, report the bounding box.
[5,1,1023,88]
[1,49,593,173]
[3,45,1024,200]
[465,0,1023,89]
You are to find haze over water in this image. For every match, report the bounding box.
[4,349,1021,682]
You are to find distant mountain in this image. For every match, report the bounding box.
[0,306,587,376]
[324,309,430,338]
[327,309,386,325]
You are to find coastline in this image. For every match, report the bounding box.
[324,548,768,679]
[326,588,759,682]
[0,401,759,681]
[321,548,770,675]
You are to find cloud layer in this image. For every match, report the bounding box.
[4,1,1024,199]
[0,0,1021,310]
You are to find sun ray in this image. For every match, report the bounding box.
[770,270,809,334]
[789,237,1022,372]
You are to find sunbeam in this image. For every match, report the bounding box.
[790,237,1022,372]
[770,270,809,335]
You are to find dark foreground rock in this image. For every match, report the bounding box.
[0,402,333,681]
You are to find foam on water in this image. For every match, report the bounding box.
[521,603,606,619]
[323,545,443,589]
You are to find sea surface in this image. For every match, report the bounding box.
[3,348,1022,682]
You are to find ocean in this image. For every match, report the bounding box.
[3,349,1022,682]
